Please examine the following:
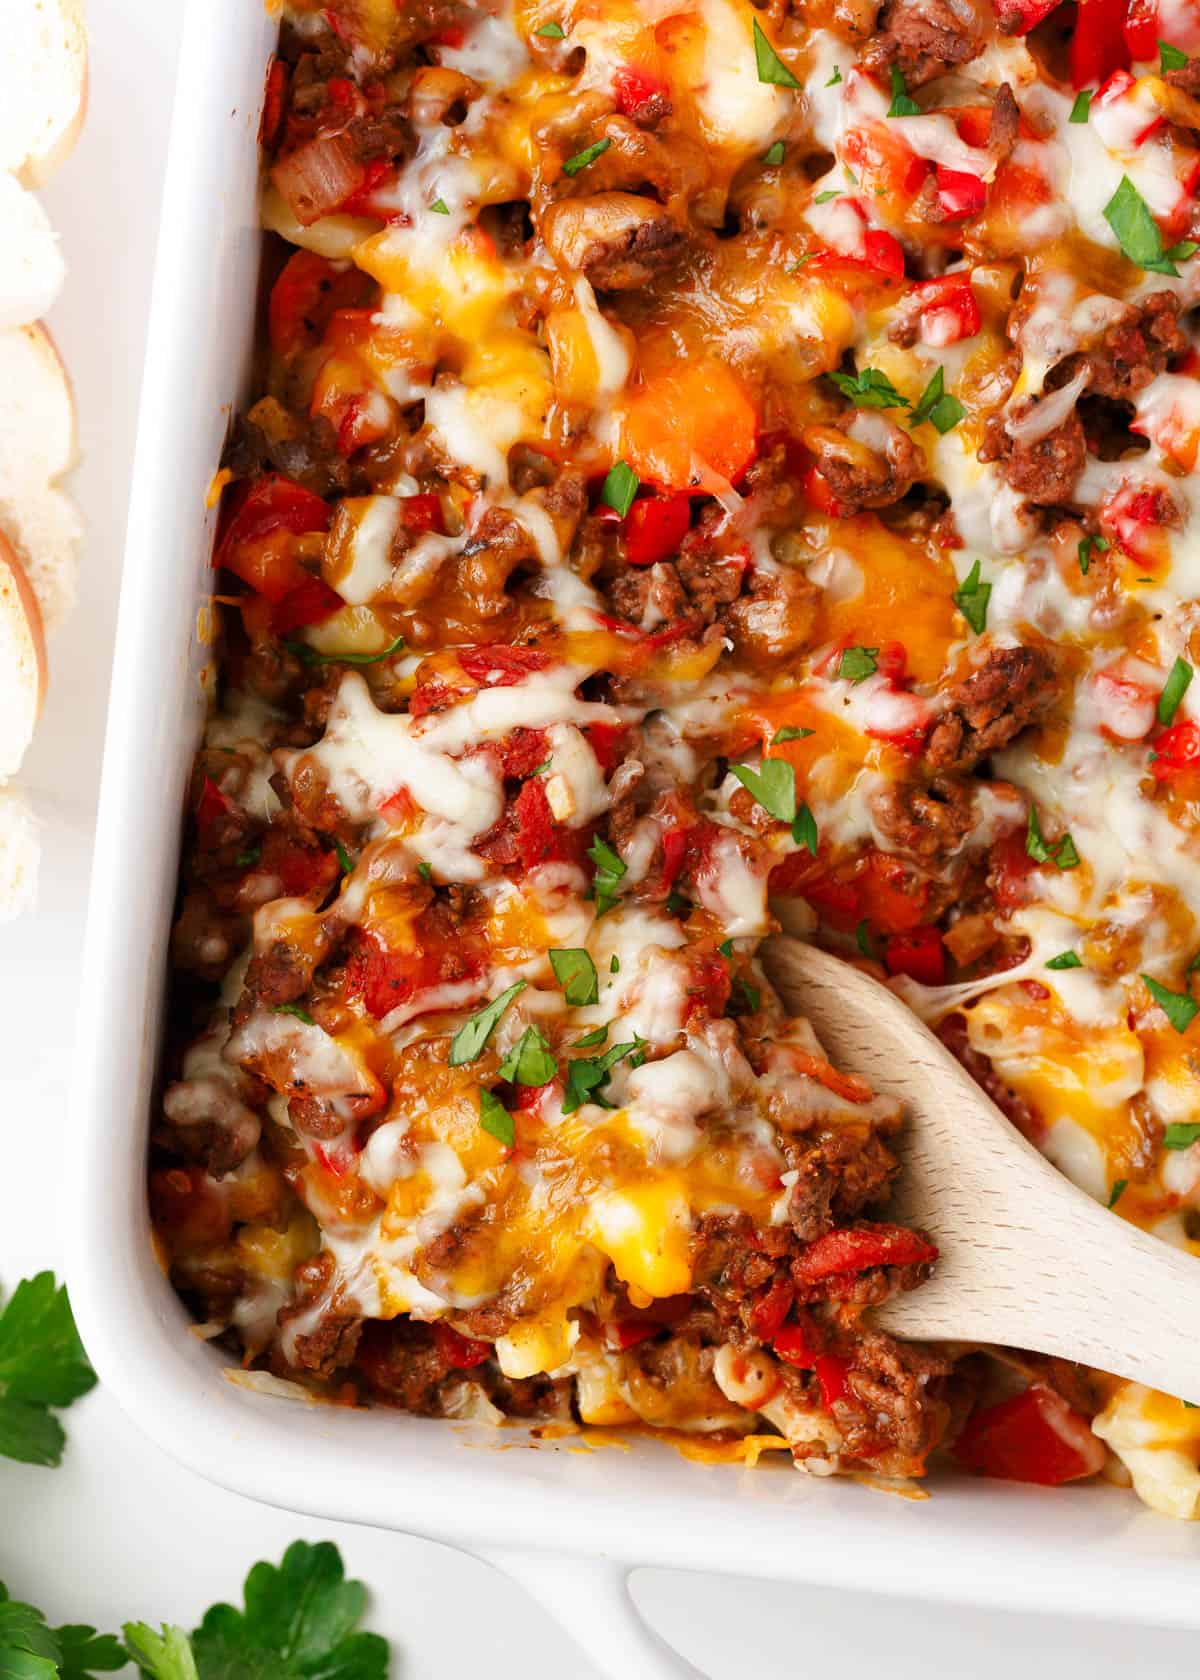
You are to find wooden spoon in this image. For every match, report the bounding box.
[764,936,1200,1401]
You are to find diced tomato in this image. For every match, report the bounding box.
[613,65,668,118]
[858,850,929,934]
[935,166,987,220]
[772,1316,821,1367]
[1071,0,1132,85]
[815,1353,852,1408]
[346,920,485,1017]
[621,359,759,491]
[511,777,557,870]
[338,155,397,218]
[875,641,908,683]
[217,474,332,602]
[954,1386,1106,1485]
[802,464,848,518]
[431,22,467,46]
[490,727,551,780]
[458,645,553,686]
[402,492,446,534]
[271,575,344,635]
[685,951,733,1018]
[1102,484,1177,566]
[990,828,1038,910]
[884,926,947,985]
[657,824,689,894]
[259,56,288,152]
[793,1223,938,1285]
[433,1322,492,1369]
[750,1280,795,1342]
[585,723,629,774]
[259,828,341,898]
[1151,718,1200,778]
[909,272,982,347]
[623,494,692,566]
[863,229,905,281]
[195,777,238,849]
[991,0,1062,30]
[841,123,928,200]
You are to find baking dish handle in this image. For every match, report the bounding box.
[480,1546,707,1679]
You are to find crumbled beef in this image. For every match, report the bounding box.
[583,213,687,289]
[170,890,247,982]
[1074,291,1187,400]
[724,565,819,663]
[926,645,1059,771]
[355,1317,456,1410]
[871,776,976,866]
[1165,58,1200,96]
[861,0,985,86]
[937,1012,1044,1143]
[345,107,414,165]
[541,192,687,290]
[781,1128,899,1241]
[608,560,690,627]
[802,418,924,513]
[837,1330,954,1470]
[157,1076,262,1178]
[979,403,1086,505]
[229,412,352,499]
[279,1253,362,1376]
[676,548,752,615]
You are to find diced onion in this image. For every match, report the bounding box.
[271,134,366,227]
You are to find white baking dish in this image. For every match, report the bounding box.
[68,2,1200,1673]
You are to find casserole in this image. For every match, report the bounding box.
[69,1,1200,1675]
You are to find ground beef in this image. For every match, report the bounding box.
[355,1318,456,1410]
[345,107,415,165]
[676,548,752,615]
[926,645,1059,771]
[583,213,687,289]
[781,1128,899,1241]
[979,403,1086,504]
[871,775,976,866]
[1073,291,1187,401]
[860,0,985,86]
[803,419,924,513]
[541,192,687,290]
[228,412,352,500]
[1165,58,1200,96]
[238,939,312,1014]
[837,1330,954,1470]
[724,565,819,664]
[170,890,246,982]
[279,1253,363,1377]
[607,560,690,627]
[937,1012,1044,1143]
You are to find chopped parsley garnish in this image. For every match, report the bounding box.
[234,844,261,869]
[536,18,566,36]
[910,366,965,433]
[1068,90,1092,123]
[549,948,599,1007]
[856,920,877,959]
[1163,1121,1200,1149]
[827,365,909,410]
[886,65,920,117]
[665,889,691,915]
[793,801,819,856]
[772,725,814,743]
[1158,656,1193,725]
[0,1272,96,1468]
[563,136,611,176]
[448,980,526,1066]
[610,954,620,973]
[1142,975,1199,1035]
[601,459,639,518]
[588,836,627,915]
[952,559,991,635]
[274,1002,315,1025]
[752,19,800,88]
[1025,804,1080,870]
[573,1025,609,1048]
[826,66,843,86]
[286,633,405,668]
[1108,1178,1128,1208]
[530,758,553,776]
[562,1039,641,1114]
[417,861,433,882]
[836,645,880,683]
[430,198,450,215]
[335,840,353,874]
[814,189,841,203]
[763,140,785,166]
[1160,38,1189,70]
[1077,532,1109,575]
[1103,175,1194,276]
[497,1024,557,1086]
[718,938,734,958]
[735,977,762,1012]
[1046,950,1083,970]
[479,1088,515,1147]
[730,757,797,823]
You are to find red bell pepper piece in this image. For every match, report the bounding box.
[773,1317,821,1367]
[1123,0,1159,59]
[802,464,848,518]
[217,474,332,601]
[260,828,341,898]
[1070,0,1132,86]
[863,228,905,281]
[433,1322,493,1369]
[623,494,691,566]
[613,65,669,118]
[271,575,343,635]
[459,645,553,686]
[268,249,375,358]
[195,777,238,849]
[259,57,288,152]
[884,926,947,985]
[954,1386,1106,1485]
[1151,719,1200,778]
[910,272,982,347]
[815,1353,851,1408]
[794,1223,938,1285]
[607,1318,661,1350]
[585,722,629,774]
[402,491,445,534]
[750,1279,795,1342]
[935,166,987,220]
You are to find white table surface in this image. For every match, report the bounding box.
[0,3,1194,1673]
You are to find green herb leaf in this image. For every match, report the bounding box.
[497,1024,558,1087]
[665,889,691,915]
[827,366,909,410]
[729,758,797,823]
[536,19,566,36]
[478,1089,516,1147]
[910,366,965,433]
[189,1540,388,1680]
[430,198,450,215]
[887,65,920,117]
[1142,975,1199,1034]
[549,948,599,1007]
[836,645,880,683]
[562,1040,640,1114]
[0,1587,62,1678]
[573,1025,609,1048]
[792,802,819,856]
[771,725,814,744]
[1158,657,1193,726]
[335,840,353,875]
[610,954,620,973]
[1164,239,1199,263]
[718,939,734,958]
[1107,1178,1128,1209]
[448,980,526,1066]
[287,633,405,668]
[124,1622,200,1680]
[1163,1121,1200,1149]
[0,1273,97,1410]
[1046,950,1083,970]
[825,66,842,85]
[734,977,762,1012]
[814,189,840,203]
[601,460,639,518]
[588,836,627,916]
[1068,90,1092,123]
[234,845,261,869]
[563,136,611,176]
[752,19,800,88]
[856,920,876,959]
[1077,532,1110,575]
[763,140,785,166]
[274,1002,315,1026]
[1025,805,1080,870]
[952,559,991,635]
[417,861,433,882]
[1103,175,1183,275]
[1160,38,1189,69]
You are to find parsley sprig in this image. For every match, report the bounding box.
[0,1273,96,1467]
[827,366,908,410]
[952,560,991,635]
[753,19,800,88]
[1025,804,1080,870]
[886,65,920,117]
[1103,176,1198,277]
